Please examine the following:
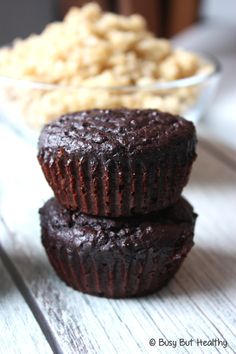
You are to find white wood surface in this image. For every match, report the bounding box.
[0,122,235,354]
[0,251,52,354]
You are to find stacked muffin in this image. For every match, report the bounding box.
[38,109,197,298]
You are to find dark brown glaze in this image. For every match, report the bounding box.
[38,109,197,216]
[40,197,197,298]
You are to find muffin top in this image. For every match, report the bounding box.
[40,197,196,251]
[38,109,196,157]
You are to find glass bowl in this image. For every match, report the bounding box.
[0,51,221,144]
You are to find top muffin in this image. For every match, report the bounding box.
[38,109,196,216]
[39,109,195,155]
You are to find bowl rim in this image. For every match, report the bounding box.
[0,50,221,91]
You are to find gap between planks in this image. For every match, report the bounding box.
[0,220,63,354]
[0,256,52,354]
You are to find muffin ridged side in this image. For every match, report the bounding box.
[38,109,197,217]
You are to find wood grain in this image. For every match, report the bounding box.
[0,256,52,354]
[0,123,235,353]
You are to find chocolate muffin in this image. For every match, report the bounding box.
[38,109,197,217]
[40,197,197,298]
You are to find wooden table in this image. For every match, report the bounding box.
[0,24,236,354]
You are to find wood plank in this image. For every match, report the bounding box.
[166,0,199,37]
[118,0,161,35]
[0,124,236,353]
[0,256,52,354]
[59,0,110,18]
[198,126,236,169]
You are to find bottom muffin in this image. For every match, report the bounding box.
[39,197,197,298]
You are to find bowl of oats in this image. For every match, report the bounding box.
[0,3,221,140]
